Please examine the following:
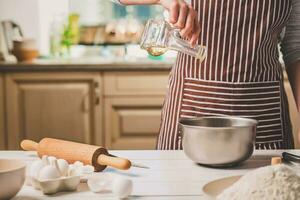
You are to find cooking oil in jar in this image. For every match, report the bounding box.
[141,19,207,61]
[147,46,168,56]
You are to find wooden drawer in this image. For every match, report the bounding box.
[104,97,164,150]
[104,71,169,96]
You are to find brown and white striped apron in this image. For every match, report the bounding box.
[157,0,295,150]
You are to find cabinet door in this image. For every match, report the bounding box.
[104,71,169,96]
[0,74,5,149]
[105,97,164,150]
[6,73,102,149]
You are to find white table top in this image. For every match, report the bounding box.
[1,150,299,200]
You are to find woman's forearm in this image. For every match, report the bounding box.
[286,61,300,111]
[286,61,300,143]
[119,0,159,5]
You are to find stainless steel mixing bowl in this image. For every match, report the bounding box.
[179,116,257,167]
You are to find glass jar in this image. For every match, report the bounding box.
[140,19,207,61]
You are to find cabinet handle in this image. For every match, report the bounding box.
[94,85,100,105]
[82,94,89,112]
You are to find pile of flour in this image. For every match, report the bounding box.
[217,164,300,200]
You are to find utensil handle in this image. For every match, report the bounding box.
[98,154,131,170]
[20,139,38,151]
[282,152,300,163]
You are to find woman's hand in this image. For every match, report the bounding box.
[158,0,200,46]
[119,0,200,46]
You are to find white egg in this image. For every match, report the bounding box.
[74,161,84,168]
[81,165,94,174]
[38,165,60,181]
[87,178,111,193]
[68,164,81,176]
[29,160,44,179]
[47,156,57,165]
[42,155,49,165]
[72,161,84,174]
[112,177,133,198]
[87,173,115,193]
[56,159,69,176]
[68,164,75,176]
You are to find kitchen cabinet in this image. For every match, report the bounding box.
[104,71,169,96]
[0,69,170,150]
[104,97,165,150]
[104,72,169,149]
[0,74,5,149]
[5,72,103,149]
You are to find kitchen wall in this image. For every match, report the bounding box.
[69,0,113,25]
[0,0,163,56]
[0,0,69,55]
[0,0,39,40]
[69,0,163,24]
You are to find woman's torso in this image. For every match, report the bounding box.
[189,0,291,82]
[157,0,294,150]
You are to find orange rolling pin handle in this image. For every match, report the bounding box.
[20,139,39,151]
[98,154,131,170]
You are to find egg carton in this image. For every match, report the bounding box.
[27,155,94,195]
[30,175,81,195]
[27,156,133,198]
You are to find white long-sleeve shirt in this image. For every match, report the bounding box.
[281,0,300,66]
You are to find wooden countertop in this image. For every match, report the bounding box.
[0,58,174,72]
[1,150,298,199]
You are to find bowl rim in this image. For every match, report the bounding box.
[179,116,258,130]
[0,159,26,173]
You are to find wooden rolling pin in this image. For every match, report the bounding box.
[20,138,131,172]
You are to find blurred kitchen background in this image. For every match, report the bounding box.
[0,0,177,151]
[0,0,178,60]
[0,0,298,150]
